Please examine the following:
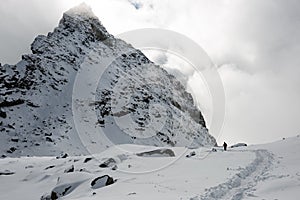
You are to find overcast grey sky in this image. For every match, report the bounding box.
[0,0,299,145]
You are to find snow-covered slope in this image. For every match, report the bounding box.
[0,136,299,199]
[0,3,216,157]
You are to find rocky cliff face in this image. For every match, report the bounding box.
[0,4,216,157]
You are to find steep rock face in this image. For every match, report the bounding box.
[0,4,216,157]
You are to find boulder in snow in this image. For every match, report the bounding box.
[83,157,93,163]
[136,148,175,157]
[0,170,15,176]
[99,158,116,168]
[91,175,115,189]
[56,153,68,159]
[49,181,82,199]
[64,165,74,173]
[230,143,247,148]
[186,151,196,158]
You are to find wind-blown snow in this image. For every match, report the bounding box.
[65,3,97,19]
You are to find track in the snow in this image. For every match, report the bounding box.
[191,149,274,200]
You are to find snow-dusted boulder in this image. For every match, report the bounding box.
[50,182,80,199]
[136,148,175,157]
[99,158,116,168]
[0,170,15,176]
[230,143,247,148]
[91,175,114,189]
[64,165,75,173]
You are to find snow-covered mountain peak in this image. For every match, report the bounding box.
[0,4,216,157]
[62,2,110,41]
[31,4,111,56]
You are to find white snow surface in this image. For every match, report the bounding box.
[0,136,300,200]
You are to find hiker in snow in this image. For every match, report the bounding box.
[223,142,227,151]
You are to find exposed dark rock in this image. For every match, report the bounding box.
[64,165,74,173]
[0,109,6,118]
[27,101,40,108]
[7,147,17,153]
[91,175,114,189]
[49,181,81,199]
[99,158,116,168]
[111,165,118,170]
[40,194,51,200]
[0,99,25,108]
[44,165,55,170]
[11,137,19,142]
[230,143,247,148]
[45,137,54,142]
[7,124,15,129]
[0,170,15,175]
[186,151,196,158]
[56,153,68,159]
[171,100,181,110]
[83,157,93,163]
[99,163,108,168]
[128,192,137,195]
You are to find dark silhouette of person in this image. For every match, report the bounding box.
[223,142,227,151]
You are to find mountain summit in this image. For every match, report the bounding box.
[0,4,216,157]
